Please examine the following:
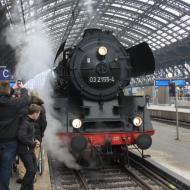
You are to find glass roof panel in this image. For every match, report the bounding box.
[149,14,168,24]
[139,0,154,5]
[164,6,181,16]
[181,0,190,4]
[0,0,190,52]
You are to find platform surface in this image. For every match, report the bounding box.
[9,151,51,190]
[144,120,190,181]
[147,104,190,113]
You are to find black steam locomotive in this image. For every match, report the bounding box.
[52,29,155,165]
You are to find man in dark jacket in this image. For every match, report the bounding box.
[0,80,29,190]
[17,104,41,190]
[17,94,47,182]
[30,95,47,142]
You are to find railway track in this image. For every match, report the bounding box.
[49,153,190,190]
[129,152,190,190]
[151,117,190,128]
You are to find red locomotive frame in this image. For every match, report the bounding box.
[57,130,155,147]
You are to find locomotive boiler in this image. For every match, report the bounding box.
[52,29,155,166]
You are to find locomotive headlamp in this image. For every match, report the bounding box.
[98,46,108,56]
[72,119,82,128]
[133,116,143,127]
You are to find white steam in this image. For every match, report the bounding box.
[5,18,80,169]
[5,21,53,81]
[38,79,81,170]
[45,114,81,170]
[82,0,94,18]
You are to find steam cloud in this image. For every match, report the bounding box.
[5,21,53,81]
[5,10,80,169]
[82,0,94,18]
[40,81,81,170]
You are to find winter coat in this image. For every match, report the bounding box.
[17,116,36,154]
[35,105,47,141]
[30,96,47,141]
[0,88,29,143]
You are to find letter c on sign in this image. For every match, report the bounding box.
[3,69,9,78]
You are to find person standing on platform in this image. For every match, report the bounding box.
[0,80,29,190]
[17,104,41,190]
[13,80,24,98]
[145,94,150,107]
[29,92,47,143]
[16,92,47,183]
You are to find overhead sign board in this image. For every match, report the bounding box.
[0,68,11,80]
[155,79,170,86]
[155,79,186,87]
[171,79,186,87]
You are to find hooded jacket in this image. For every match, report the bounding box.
[0,88,29,143]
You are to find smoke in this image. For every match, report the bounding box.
[44,114,81,170]
[81,0,94,18]
[39,78,81,170]
[5,10,80,169]
[23,68,81,170]
[5,21,53,81]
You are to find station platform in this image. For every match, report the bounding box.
[148,104,190,123]
[148,104,190,113]
[9,151,51,190]
[144,120,190,182]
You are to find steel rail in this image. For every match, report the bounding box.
[129,158,176,190]
[128,151,190,190]
[74,171,89,190]
[124,166,156,190]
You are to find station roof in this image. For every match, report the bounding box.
[0,0,190,84]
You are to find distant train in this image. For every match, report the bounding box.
[51,29,155,166]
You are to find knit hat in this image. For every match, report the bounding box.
[0,81,10,96]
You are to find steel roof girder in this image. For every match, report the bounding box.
[115,0,172,38]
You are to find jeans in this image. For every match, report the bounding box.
[20,152,37,190]
[0,141,17,190]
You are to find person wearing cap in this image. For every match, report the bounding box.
[0,80,29,190]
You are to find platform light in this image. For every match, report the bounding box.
[72,119,82,128]
[98,46,108,56]
[168,72,173,78]
[133,116,143,127]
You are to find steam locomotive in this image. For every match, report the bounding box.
[52,29,155,166]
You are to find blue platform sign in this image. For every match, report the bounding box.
[9,81,15,87]
[155,79,170,86]
[0,69,11,80]
[171,79,186,87]
[155,79,186,87]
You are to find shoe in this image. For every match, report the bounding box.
[16,178,23,184]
